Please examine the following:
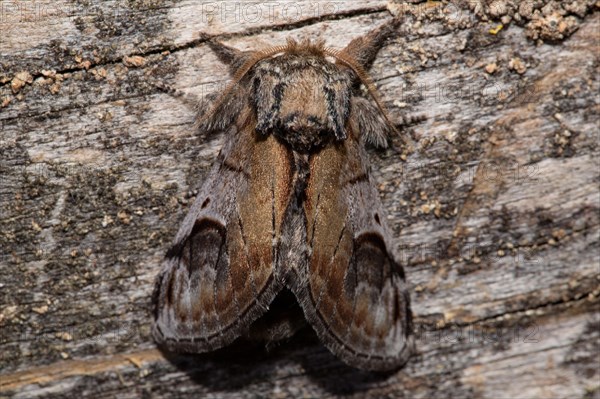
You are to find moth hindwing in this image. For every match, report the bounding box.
[152,18,414,371]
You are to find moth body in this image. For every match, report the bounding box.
[153,18,415,371]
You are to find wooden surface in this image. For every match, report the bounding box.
[1,1,599,398]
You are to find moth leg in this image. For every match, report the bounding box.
[149,80,224,136]
[396,112,427,128]
[150,80,202,112]
[350,97,393,148]
[389,112,426,154]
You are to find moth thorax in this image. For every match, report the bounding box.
[253,58,351,151]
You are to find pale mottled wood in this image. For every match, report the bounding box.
[1,1,599,398]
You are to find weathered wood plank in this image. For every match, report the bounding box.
[1,0,388,76]
[1,1,598,398]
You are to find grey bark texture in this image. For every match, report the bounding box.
[1,1,599,398]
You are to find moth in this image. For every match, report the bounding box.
[152,18,414,371]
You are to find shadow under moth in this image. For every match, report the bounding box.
[152,18,414,371]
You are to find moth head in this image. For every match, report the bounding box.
[249,39,352,150]
[199,19,402,149]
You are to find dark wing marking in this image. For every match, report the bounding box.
[294,126,413,371]
[153,111,294,352]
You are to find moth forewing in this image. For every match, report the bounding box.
[152,17,414,371]
[153,116,288,352]
[291,128,413,371]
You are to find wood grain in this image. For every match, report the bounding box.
[1,1,598,398]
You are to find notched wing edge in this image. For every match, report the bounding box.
[293,230,414,371]
[152,216,284,354]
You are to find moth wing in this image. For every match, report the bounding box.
[297,128,413,371]
[153,115,293,352]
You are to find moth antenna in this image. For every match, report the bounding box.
[149,80,199,111]
[286,37,298,51]
[198,42,292,128]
